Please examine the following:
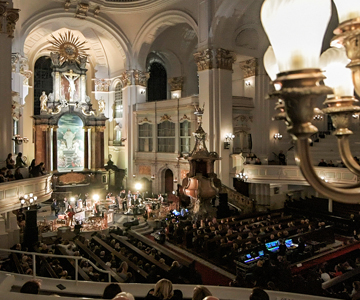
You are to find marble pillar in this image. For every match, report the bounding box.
[35,125,48,166]
[52,126,58,171]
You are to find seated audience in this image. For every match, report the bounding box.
[14,167,23,180]
[20,279,41,294]
[249,288,269,300]
[6,153,15,169]
[103,283,122,299]
[5,169,14,181]
[192,285,212,300]
[318,159,327,167]
[30,162,45,177]
[145,278,183,300]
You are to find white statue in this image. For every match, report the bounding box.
[98,98,105,115]
[63,70,80,101]
[40,91,48,111]
[63,129,76,149]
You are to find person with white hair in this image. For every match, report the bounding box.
[112,292,135,300]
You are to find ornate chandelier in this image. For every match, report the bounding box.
[261,0,360,203]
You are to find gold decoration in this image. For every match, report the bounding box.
[58,172,87,185]
[138,117,151,124]
[75,3,89,19]
[194,49,213,71]
[160,114,172,122]
[180,114,190,121]
[48,31,89,64]
[239,58,257,78]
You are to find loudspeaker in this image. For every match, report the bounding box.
[218,193,228,205]
[23,209,38,250]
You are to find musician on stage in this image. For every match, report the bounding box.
[66,205,75,226]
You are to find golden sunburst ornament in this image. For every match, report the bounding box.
[48,30,89,64]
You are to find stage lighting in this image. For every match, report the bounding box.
[134,182,142,190]
[93,194,99,201]
[70,197,75,202]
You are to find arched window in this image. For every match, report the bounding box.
[114,82,123,119]
[139,123,153,152]
[114,82,123,145]
[180,120,191,153]
[34,56,53,115]
[158,120,175,153]
[147,62,167,102]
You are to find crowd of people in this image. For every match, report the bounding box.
[1,153,45,182]
[18,277,271,300]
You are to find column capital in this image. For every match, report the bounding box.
[239,58,258,78]
[94,78,111,92]
[133,69,149,87]
[168,76,184,91]
[215,48,236,71]
[119,71,132,87]
[6,8,19,38]
[194,49,213,71]
[95,126,106,132]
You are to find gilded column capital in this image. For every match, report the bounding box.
[95,126,106,132]
[0,1,7,33]
[133,69,149,87]
[215,48,236,70]
[11,53,19,72]
[168,76,184,91]
[193,49,213,71]
[38,125,49,131]
[6,8,19,38]
[119,71,132,87]
[94,78,111,92]
[239,58,258,78]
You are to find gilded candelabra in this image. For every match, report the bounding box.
[262,0,360,203]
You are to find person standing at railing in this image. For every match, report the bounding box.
[279,150,287,165]
[15,152,27,168]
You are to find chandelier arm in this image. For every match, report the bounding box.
[337,135,360,177]
[296,139,360,203]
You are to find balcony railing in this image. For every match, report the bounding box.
[0,174,53,214]
[241,164,358,186]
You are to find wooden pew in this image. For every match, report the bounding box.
[127,230,193,267]
[56,245,91,281]
[11,253,24,274]
[110,233,170,273]
[40,257,59,278]
[92,235,148,280]
[74,239,123,282]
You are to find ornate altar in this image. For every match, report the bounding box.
[32,31,108,176]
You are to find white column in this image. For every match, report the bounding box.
[253,61,271,162]
[0,25,14,160]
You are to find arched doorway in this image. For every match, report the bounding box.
[57,114,84,171]
[164,169,173,195]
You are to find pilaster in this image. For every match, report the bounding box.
[0,1,19,160]
[194,48,235,186]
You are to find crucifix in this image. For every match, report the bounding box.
[63,70,80,101]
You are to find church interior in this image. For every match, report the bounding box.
[1,0,360,299]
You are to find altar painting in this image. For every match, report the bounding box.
[57,114,84,171]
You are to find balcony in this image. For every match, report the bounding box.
[0,174,53,214]
[241,164,357,186]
